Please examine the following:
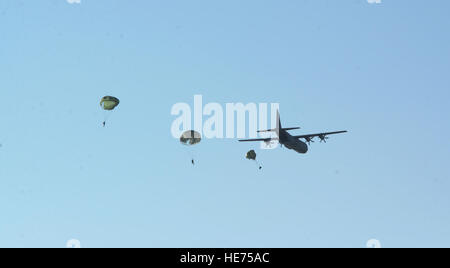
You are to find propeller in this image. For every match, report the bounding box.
[319,135,329,143]
[305,137,315,145]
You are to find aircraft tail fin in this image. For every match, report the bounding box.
[257,110,282,135]
[256,111,298,135]
[276,110,281,136]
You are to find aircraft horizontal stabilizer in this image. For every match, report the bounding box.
[257,127,300,133]
[239,138,275,142]
[257,129,276,133]
[282,127,300,131]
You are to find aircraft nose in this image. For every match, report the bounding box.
[300,141,308,153]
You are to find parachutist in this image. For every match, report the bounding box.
[180,130,201,166]
[246,150,263,170]
[100,96,120,127]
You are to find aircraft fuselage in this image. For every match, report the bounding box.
[279,129,308,154]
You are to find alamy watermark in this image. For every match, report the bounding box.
[171,95,280,149]
[66,239,81,248]
[366,239,382,248]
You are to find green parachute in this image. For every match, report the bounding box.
[246,150,262,170]
[100,96,120,126]
[100,96,120,111]
[180,130,201,165]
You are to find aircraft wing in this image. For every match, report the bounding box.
[293,131,348,140]
[239,138,275,142]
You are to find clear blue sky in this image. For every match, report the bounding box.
[0,0,449,248]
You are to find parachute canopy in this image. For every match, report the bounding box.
[246,150,257,161]
[100,96,120,111]
[180,130,201,146]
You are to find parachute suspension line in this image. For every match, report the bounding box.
[183,145,196,166]
[255,160,262,170]
[103,110,114,124]
[246,150,262,170]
